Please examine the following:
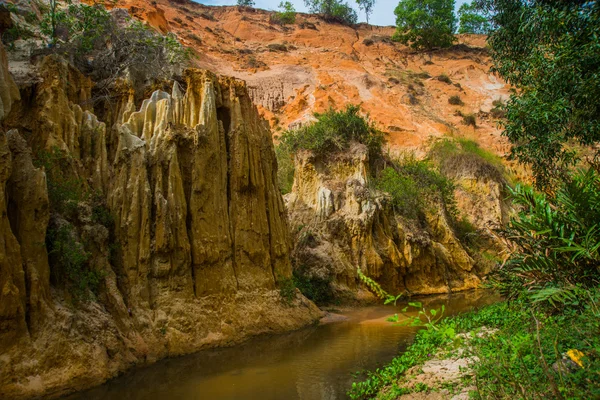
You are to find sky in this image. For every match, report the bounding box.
[194,0,470,27]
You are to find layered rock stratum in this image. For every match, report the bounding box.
[0,40,321,399]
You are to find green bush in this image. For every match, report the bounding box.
[462,113,476,127]
[375,157,455,221]
[304,0,358,25]
[293,267,334,305]
[487,0,600,188]
[277,275,297,305]
[448,95,463,105]
[427,138,507,186]
[279,105,385,161]
[468,295,600,399]
[429,138,503,169]
[494,168,600,309]
[490,98,506,118]
[275,144,295,194]
[1,23,35,48]
[46,222,103,301]
[271,1,296,25]
[393,0,456,50]
[375,167,421,220]
[34,148,89,214]
[39,2,190,93]
[437,74,452,84]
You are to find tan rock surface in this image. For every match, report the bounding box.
[286,144,481,298]
[0,50,321,399]
[0,41,19,120]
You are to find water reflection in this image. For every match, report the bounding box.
[65,290,500,400]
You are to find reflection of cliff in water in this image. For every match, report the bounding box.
[66,290,501,400]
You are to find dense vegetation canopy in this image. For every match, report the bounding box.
[495,169,600,307]
[457,0,493,34]
[278,105,385,159]
[485,0,600,188]
[393,0,457,50]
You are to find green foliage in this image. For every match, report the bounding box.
[374,157,455,221]
[427,138,506,188]
[448,95,463,105]
[278,275,297,305]
[436,74,452,84]
[237,0,255,6]
[457,1,493,34]
[429,138,503,170]
[34,148,89,214]
[350,293,600,399]
[279,104,385,160]
[1,23,35,48]
[34,150,114,299]
[357,268,391,300]
[357,268,404,306]
[385,69,430,87]
[355,0,375,24]
[393,0,456,50]
[375,167,420,219]
[271,1,296,24]
[485,0,600,188]
[40,2,111,51]
[461,112,476,127]
[274,144,295,194]
[293,267,334,305]
[397,302,451,333]
[39,2,190,92]
[465,295,600,399]
[493,168,600,309]
[46,222,103,301]
[304,0,358,25]
[91,201,114,230]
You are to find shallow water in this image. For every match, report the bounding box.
[65,290,500,400]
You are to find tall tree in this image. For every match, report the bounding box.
[457,1,493,34]
[393,0,456,50]
[356,0,375,24]
[485,0,600,187]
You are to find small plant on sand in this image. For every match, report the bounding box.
[437,74,453,84]
[271,1,296,25]
[278,275,297,305]
[448,95,463,106]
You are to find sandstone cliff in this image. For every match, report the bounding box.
[0,41,321,399]
[285,143,506,300]
[96,0,510,156]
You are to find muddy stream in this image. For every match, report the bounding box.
[65,290,499,400]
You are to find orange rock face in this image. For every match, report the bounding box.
[96,0,510,156]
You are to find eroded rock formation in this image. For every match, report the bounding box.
[0,43,320,399]
[285,144,485,299]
